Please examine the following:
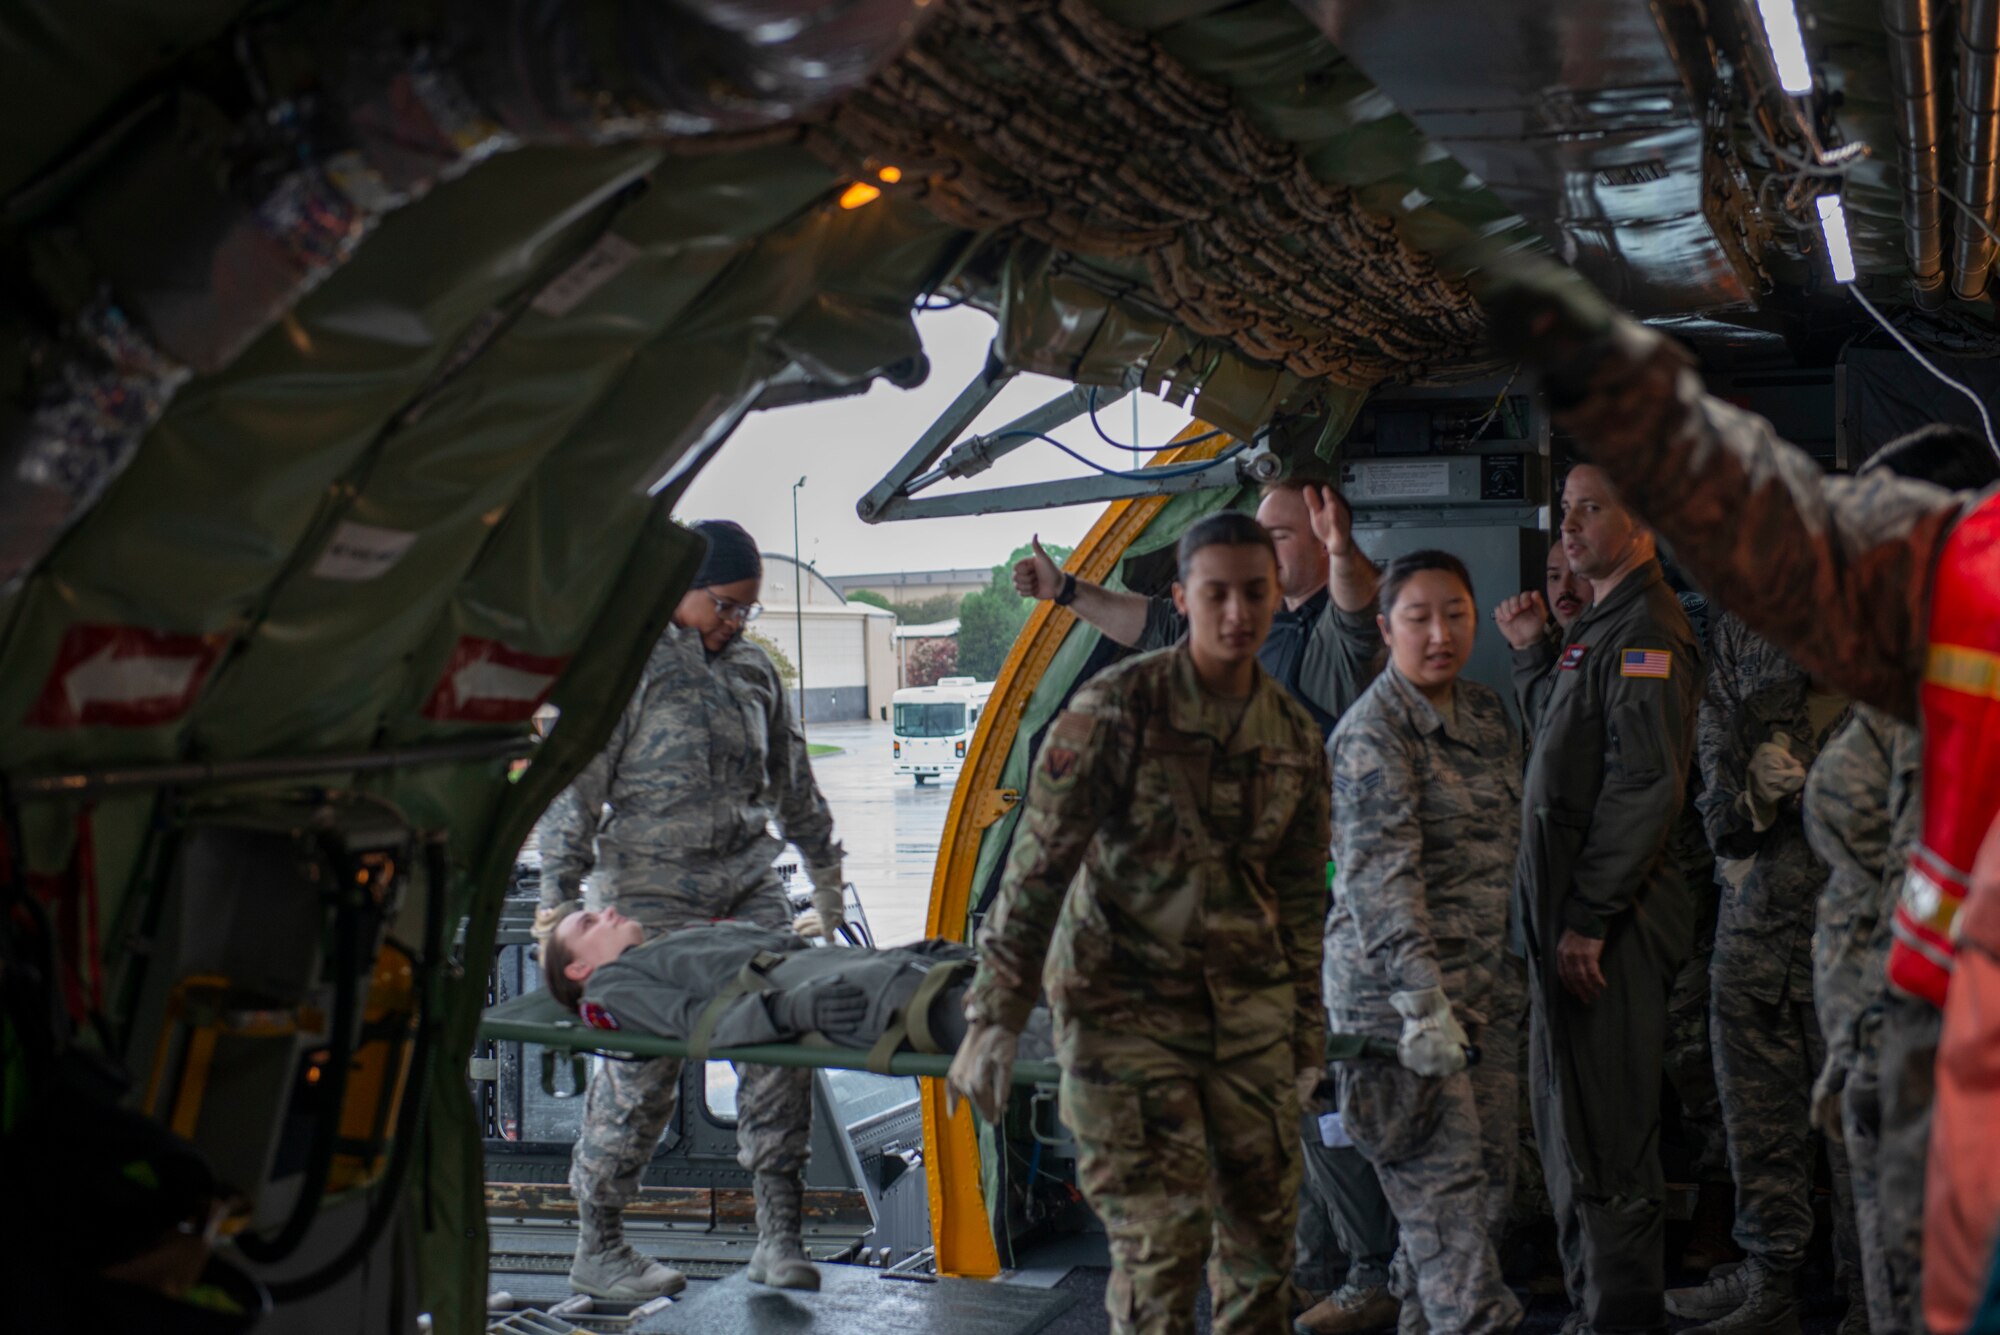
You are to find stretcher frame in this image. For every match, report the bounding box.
[476,988,1065,1088]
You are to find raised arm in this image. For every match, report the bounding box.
[1012,535,1155,647]
[1304,485,1380,613]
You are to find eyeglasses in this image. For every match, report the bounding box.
[708,594,764,624]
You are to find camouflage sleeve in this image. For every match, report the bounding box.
[534,682,641,905]
[1554,318,1963,723]
[1330,717,1441,994]
[1695,615,1757,860]
[766,664,844,877]
[965,681,1131,1033]
[1277,739,1333,1072]
[1562,639,1699,937]
[1804,710,1898,1065]
[1136,595,1188,651]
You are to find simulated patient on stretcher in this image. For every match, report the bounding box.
[540,905,1051,1059]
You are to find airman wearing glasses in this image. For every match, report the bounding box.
[526,518,848,1303]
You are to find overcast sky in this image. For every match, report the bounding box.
[680,306,1202,579]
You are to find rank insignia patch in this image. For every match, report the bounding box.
[1334,769,1384,801]
[1620,649,1673,679]
[1559,644,1589,671]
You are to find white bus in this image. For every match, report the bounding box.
[892,676,995,784]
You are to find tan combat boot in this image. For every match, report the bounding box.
[569,1202,687,1300]
[745,1171,820,1290]
[1295,1279,1400,1335]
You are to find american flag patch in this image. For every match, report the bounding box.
[1620,649,1673,679]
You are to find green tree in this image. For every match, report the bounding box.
[889,593,963,625]
[743,630,797,684]
[847,589,892,610]
[955,541,1072,679]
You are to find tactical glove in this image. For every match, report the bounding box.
[1743,734,1809,831]
[770,979,867,1040]
[945,1020,1019,1123]
[532,901,577,946]
[807,864,848,940]
[1391,986,1470,1078]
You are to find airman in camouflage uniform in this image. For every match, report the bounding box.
[1805,706,1924,1335]
[533,522,847,1300]
[1017,486,1400,1331]
[963,627,1331,1335]
[1669,611,1857,1333]
[1326,654,1525,1335]
[1661,588,1731,1241]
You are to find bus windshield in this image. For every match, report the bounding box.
[895,701,967,738]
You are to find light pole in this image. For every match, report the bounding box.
[792,476,808,735]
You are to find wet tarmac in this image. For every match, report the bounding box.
[800,717,957,946]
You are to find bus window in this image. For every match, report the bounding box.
[895,702,966,738]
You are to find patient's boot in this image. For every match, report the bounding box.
[570,1202,687,1300]
[746,1171,820,1290]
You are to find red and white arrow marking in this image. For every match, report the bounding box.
[421,637,569,723]
[26,624,225,728]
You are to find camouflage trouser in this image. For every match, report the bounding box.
[1711,981,1855,1278]
[1870,995,1939,1335]
[1336,1014,1522,1335]
[1664,877,1729,1180]
[568,881,811,1213]
[1058,1026,1300,1335]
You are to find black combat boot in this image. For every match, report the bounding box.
[1685,1262,1802,1335]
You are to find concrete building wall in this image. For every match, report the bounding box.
[757,603,896,724]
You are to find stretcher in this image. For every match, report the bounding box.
[478,989,1401,1096]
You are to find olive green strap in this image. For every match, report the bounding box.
[688,951,785,1063]
[902,960,975,1055]
[865,1015,910,1075]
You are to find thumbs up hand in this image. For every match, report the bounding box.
[1012,535,1065,601]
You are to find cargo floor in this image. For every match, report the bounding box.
[485,1262,1073,1334]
